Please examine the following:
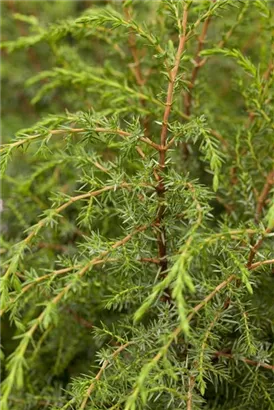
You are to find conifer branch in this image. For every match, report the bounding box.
[128,275,236,406]
[1,127,159,158]
[124,5,144,87]
[0,128,82,152]
[155,2,189,276]
[80,342,132,410]
[249,258,274,271]
[186,375,195,410]
[247,227,272,268]
[2,2,273,408]
[1,257,119,317]
[1,182,145,289]
[198,2,248,72]
[1,254,160,318]
[214,351,274,371]
[187,275,236,324]
[0,266,76,317]
[255,169,274,222]
[1,226,148,406]
[184,15,211,117]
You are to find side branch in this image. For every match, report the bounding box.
[214,351,274,371]
[2,183,148,286]
[80,342,132,409]
[1,255,160,317]
[247,227,272,268]
[249,258,274,271]
[255,169,274,222]
[2,226,148,404]
[1,127,159,159]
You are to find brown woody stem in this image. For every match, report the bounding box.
[255,170,274,222]
[156,3,189,276]
[214,351,274,371]
[184,15,211,117]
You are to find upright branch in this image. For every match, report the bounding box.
[123,3,153,140]
[186,375,195,410]
[156,2,189,275]
[184,15,211,117]
[124,5,144,87]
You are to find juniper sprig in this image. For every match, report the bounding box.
[1,1,274,409]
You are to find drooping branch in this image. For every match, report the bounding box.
[1,182,151,287]
[1,225,148,405]
[1,254,161,318]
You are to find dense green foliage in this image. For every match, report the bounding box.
[1,1,274,409]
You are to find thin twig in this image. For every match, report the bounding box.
[1,254,161,318]
[198,2,248,71]
[80,342,132,409]
[139,257,161,265]
[1,126,165,159]
[247,227,272,268]
[184,15,211,117]
[255,170,274,222]
[249,258,274,271]
[214,351,274,371]
[187,275,236,323]
[66,308,94,329]
[0,258,118,317]
[166,127,227,151]
[124,5,144,87]
[160,4,188,152]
